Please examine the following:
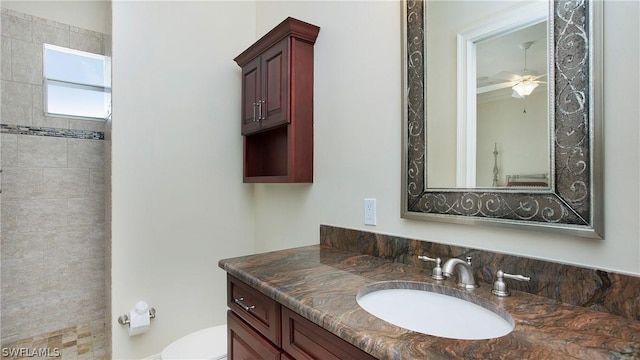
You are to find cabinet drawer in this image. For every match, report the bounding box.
[228,274,281,346]
[228,311,282,360]
[281,307,377,360]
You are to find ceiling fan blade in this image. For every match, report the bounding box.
[477,80,519,94]
[496,70,543,82]
[520,69,540,77]
[530,74,547,80]
[495,71,522,82]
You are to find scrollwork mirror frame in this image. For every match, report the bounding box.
[401,0,604,238]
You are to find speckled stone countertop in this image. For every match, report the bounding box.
[219,245,640,359]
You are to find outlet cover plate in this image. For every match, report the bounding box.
[364,198,377,226]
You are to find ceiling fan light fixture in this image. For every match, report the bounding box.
[512,79,539,97]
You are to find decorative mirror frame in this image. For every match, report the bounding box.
[401,0,604,238]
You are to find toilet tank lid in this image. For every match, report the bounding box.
[161,325,227,360]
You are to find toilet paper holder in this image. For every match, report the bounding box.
[118,307,156,326]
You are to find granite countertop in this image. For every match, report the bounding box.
[218,245,640,359]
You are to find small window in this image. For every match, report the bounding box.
[44,44,111,120]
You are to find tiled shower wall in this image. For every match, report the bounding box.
[1,8,107,345]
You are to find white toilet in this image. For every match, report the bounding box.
[161,325,227,360]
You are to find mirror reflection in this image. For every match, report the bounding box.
[403,0,603,238]
[425,1,550,189]
[476,23,549,188]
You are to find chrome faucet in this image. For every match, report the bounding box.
[442,256,478,289]
[417,255,445,280]
[492,270,530,297]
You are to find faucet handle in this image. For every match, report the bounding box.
[417,256,446,280]
[492,270,531,297]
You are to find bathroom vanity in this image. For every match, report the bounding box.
[219,226,640,359]
[227,274,376,359]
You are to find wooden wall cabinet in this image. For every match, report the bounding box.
[227,275,376,360]
[234,17,319,183]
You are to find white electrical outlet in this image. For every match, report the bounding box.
[364,198,377,226]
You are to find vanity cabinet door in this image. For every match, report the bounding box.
[281,307,377,360]
[228,311,282,360]
[227,275,282,346]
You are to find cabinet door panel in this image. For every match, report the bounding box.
[228,275,282,346]
[241,56,262,135]
[282,307,377,360]
[261,40,289,131]
[228,311,281,360]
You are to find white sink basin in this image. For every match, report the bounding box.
[357,285,514,340]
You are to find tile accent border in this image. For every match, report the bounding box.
[1,124,104,140]
[320,225,640,321]
[0,319,106,358]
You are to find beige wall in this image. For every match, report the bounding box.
[1,0,110,34]
[252,0,640,277]
[476,90,548,187]
[110,1,255,358]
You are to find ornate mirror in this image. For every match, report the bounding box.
[401,0,603,238]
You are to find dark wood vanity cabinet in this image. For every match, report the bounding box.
[234,17,319,183]
[228,311,281,360]
[227,275,377,360]
[281,307,377,360]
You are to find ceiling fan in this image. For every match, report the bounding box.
[477,41,546,99]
